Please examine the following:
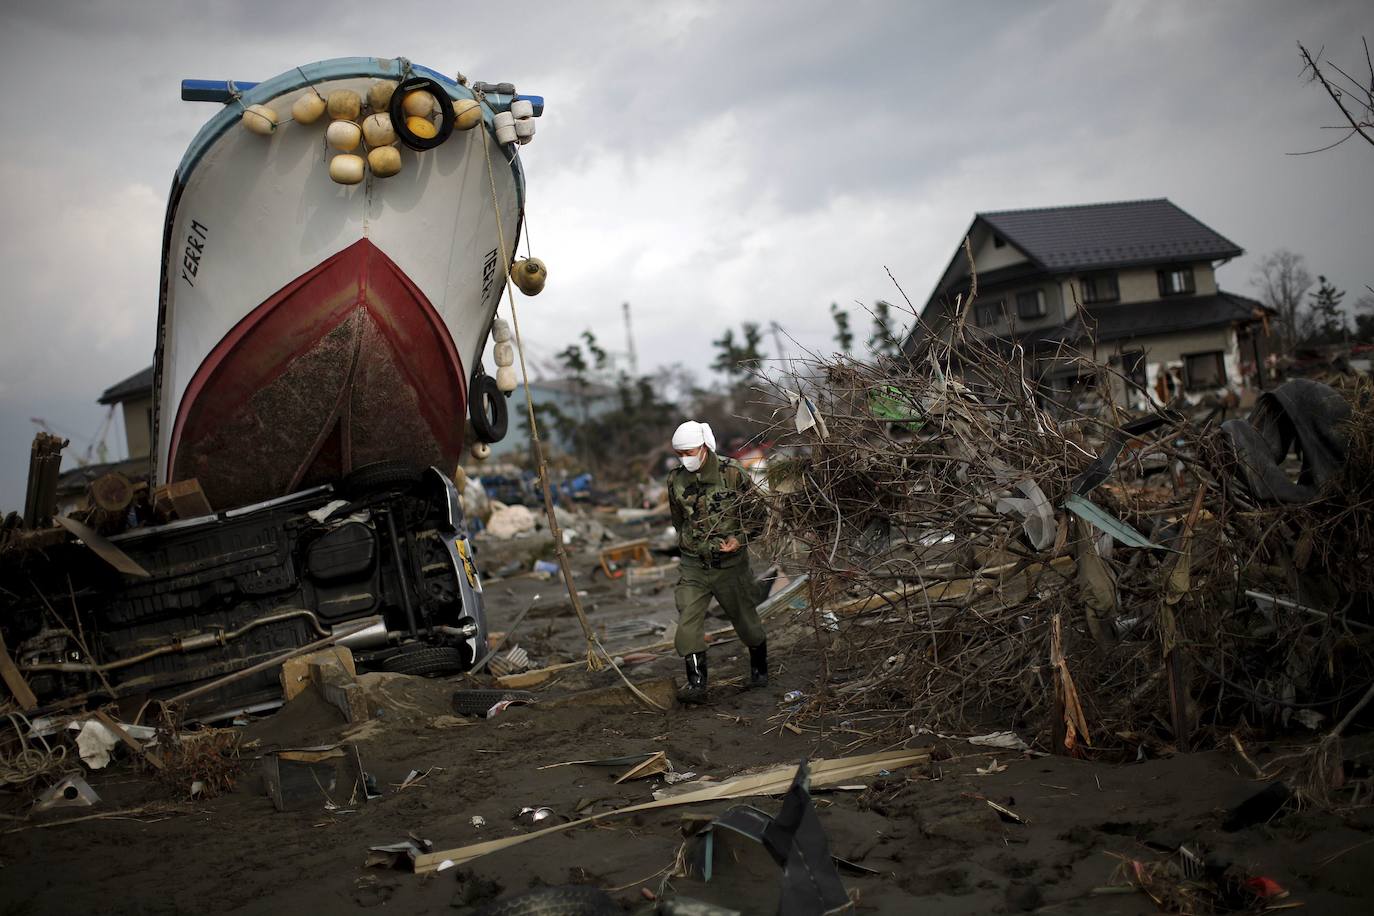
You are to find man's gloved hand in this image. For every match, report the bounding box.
[718,536,741,553]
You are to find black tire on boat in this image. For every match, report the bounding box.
[451,688,536,717]
[390,76,457,151]
[469,373,509,443]
[382,645,467,677]
[474,886,618,916]
[341,460,423,497]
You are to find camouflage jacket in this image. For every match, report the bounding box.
[667,451,766,562]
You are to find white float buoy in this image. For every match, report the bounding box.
[493,341,515,366]
[291,93,327,125]
[471,441,492,461]
[327,89,362,121]
[493,110,517,144]
[491,318,512,343]
[402,90,437,118]
[328,154,365,185]
[326,120,362,151]
[362,113,396,147]
[242,104,279,135]
[509,99,534,120]
[368,146,402,178]
[453,98,482,130]
[495,365,519,393]
[367,80,397,112]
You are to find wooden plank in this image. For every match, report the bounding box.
[410,748,931,873]
[281,647,355,702]
[0,628,38,710]
[54,516,151,578]
[540,676,677,711]
[92,710,165,771]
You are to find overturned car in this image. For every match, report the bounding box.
[4,465,487,721]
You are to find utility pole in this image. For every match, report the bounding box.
[768,321,787,362]
[622,301,638,376]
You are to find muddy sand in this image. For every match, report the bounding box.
[3,533,1373,914]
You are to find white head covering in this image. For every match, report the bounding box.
[672,420,717,453]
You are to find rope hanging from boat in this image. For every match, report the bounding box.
[476,107,667,711]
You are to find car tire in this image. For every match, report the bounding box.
[381,645,466,677]
[474,886,618,916]
[451,688,536,717]
[341,460,423,497]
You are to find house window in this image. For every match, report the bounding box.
[1080,273,1119,304]
[992,235,1006,249]
[1183,351,1226,390]
[1016,289,1046,319]
[974,298,1004,327]
[1120,350,1147,389]
[1157,267,1195,297]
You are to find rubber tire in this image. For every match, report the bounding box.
[469,373,509,443]
[341,460,422,497]
[390,76,457,151]
[382,645,466,677]
[451,688,536,717]
[475,886,618,916]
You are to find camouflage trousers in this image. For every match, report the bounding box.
[673,553,767,656]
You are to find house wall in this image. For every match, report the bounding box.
[1105,324,1240,409]
[970,279,1064,337]
[971,228,1030,272]
[120,395,153,459]
[1062,262,1219,310]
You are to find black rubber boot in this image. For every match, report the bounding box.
[678,652,708,704]
[748,640,768,688]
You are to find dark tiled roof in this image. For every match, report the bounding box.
[55,456,152,494]
[99,365,155,405]
[1083,291,1265,342]
[980,199,1243,271]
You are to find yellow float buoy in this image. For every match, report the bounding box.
[242,104,279,135]
[367,146,402,178]
[512,258,547,296]
[329,153,366,185]
[361,113,396,148]
[367,80,397,112]
[290,92,326,125]
[405,116,438,140]
[326,120,362,151]
[402,89,437,118]
[327,89,362,121]
[453,98,482,130]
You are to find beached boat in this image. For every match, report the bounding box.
[154,57,539,510]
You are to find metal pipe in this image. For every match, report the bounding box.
[384,511,421,638]
[333,617,390,649]
[21,609,330,674]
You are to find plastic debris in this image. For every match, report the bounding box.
[35,774,100,810]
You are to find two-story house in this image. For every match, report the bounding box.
[907,199,1271,409]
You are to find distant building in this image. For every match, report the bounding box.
[491,377,620,458]
[908,199,1272,409]
[54,365,155,511]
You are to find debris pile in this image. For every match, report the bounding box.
[756,315,1373,762]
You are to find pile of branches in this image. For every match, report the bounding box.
[753,315,1374,757]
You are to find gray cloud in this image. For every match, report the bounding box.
[1,0,1370,508]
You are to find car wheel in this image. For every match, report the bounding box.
[451,688,537,717]
[381,645,466,677]
[341,460,423,497]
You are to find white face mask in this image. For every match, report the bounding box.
[680,452,704,473]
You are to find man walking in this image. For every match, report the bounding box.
[667,420,768,704]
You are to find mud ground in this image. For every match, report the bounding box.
[3,522,1373,914]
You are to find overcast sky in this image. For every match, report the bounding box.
[0,0,1369,509]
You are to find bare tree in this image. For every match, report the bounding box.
[1295,38,1374,154]
[1252,249,1314,354]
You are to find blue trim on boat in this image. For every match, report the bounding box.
[182,78,544,118]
